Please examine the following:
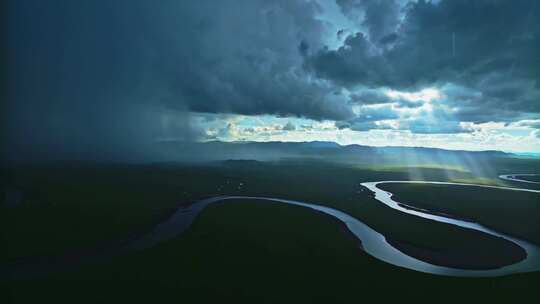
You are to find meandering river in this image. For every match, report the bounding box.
[126,178,540,277]
[499,174,540,184]
[4,175,540,279]
[360,180,540,277]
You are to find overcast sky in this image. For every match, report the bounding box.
[4,0,540,160]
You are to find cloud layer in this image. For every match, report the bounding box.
[307,0,540,123]
[4,0,540,160]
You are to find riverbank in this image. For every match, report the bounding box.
[387,237,525,270]
[377,182,540,245]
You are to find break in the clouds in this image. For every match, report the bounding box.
[4,0,540,160]
[306,0,540,122]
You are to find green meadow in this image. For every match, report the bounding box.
[2,157,540,303]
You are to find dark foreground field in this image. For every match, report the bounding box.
[2,157,540,303]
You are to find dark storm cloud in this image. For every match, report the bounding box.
[350,89,393,105]
[4,0,540,161]
[4,0,171,161]
[306,0,540,123]
[336,0,402,45]
[318,0,540,88]
[337,103,398,131]
[164,0,352,120]
[4,0,353,161]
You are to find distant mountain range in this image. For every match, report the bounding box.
[5,139,518,164]
[160,140,510,163]
[513,152,540,158]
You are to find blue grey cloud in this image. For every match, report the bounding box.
[306,0,540,124]
[4,0,540,161]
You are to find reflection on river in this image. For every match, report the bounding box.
[499,174,540,184]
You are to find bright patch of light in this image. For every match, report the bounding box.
[385,88,442,103]
[423,102,434,112]
[375,120,400,129]
[192,113,540,153]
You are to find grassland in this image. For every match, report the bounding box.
[3,200,540,303]
[2,158,540,302]
[378,183,540,245]
[0,161,525,263]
